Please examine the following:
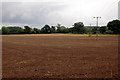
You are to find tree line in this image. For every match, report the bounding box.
[0,19,120,34]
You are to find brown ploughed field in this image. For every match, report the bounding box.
[2,34,119,78]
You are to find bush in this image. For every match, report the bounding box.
[2,26,9,34]
[105,30,113,34]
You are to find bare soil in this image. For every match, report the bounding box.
[2,34,119,78]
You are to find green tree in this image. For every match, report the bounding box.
[73,22,85,34]
[105,30,113,34]
[33,28,40,34]
[84,27,93,34]
[56,24,61,33]
[91,27,97,34]
[99,26,107,34]
[41,25,51,33]
[7,26,24,34]
[0,29,2,34]
[56,26,69,33]
[56,26,62,33]
[60,26,69,33]
[69,27,73,33]
[24,26,32,34]
[107,20,120,34]
[2,26,9,34]
[50,26,56,33]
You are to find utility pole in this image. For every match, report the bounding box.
[93,17,101,39]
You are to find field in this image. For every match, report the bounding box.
[2,34,119,78]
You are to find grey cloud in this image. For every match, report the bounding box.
[2,2,69,27]
[1,1,119,28]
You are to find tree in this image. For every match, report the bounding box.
[33,28,41,34]
[60,26,69,33]
[56,24,61,33]
[105,30,113,34]
[24,26,32,34]
[41,25,51,33]
[56,26,62,33]
[99,26,107,34]
[91,27,97,34]
[0,29,2,34]
[2,26,9,34]
[69,27,74,33]
[72,22,85,34]
[50,26,56,33]
[7,26,24,34]
[56,26,69,33]
[107,20,120,34]
[84,27,93,34]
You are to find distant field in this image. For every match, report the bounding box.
[2,34,119,78]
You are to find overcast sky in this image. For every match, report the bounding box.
[1,0,120,28]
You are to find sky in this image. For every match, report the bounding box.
[118,1,120,20]
[1,0,120,28]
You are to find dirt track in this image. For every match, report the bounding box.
[2,34,119,78]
